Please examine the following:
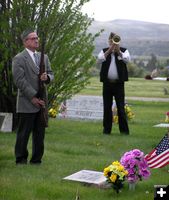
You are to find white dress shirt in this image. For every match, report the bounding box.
[26,48,38,65]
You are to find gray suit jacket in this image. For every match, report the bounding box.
[12,49,54,113]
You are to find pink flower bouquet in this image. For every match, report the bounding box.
[120,149,151,183]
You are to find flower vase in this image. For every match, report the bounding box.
[128,182,136,191]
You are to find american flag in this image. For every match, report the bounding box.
[145,133,169,168]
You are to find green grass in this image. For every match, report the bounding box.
[80,77,169,98]
[0,100,169,200]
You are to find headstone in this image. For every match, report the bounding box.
[0,112,13,132]
[63,170,109,188]
[60,95,103,120]
[0,115,5,128]
[153,77,167,81]
[153,123,169,128]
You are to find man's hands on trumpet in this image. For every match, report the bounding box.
[104,42,122,58]
[110,43,121,54]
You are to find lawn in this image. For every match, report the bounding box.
[0,100,169,200]
[80,77,169,98]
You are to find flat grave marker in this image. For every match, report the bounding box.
[153,123,169,128]
[63,169,109,188]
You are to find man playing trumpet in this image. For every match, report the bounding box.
[98,32,131,135]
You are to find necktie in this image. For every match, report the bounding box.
[33,53,39,67]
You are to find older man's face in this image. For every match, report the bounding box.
[24,32,39,51]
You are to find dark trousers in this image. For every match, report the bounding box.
[103,82,129,134]
[15,112,45,163]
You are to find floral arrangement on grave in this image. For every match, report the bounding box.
[48,100,59,118]
[120,149,151,185]
[112,103,135,124]
[48,101,67,118]
[103,161,128,193]
[164,112,169,123]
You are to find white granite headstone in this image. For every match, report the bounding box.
[0,112,13,132]
[60,95,103,120]
[63,170,108,187]
[153,77,167,81]
[153,123,169,128]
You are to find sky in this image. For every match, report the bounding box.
[82,0,169,25]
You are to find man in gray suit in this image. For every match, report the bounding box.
[12,29,54,165]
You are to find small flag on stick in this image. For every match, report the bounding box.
[145,133,169,168]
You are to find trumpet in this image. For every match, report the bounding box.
[112,34,121,44]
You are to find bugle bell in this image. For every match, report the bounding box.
[112,34,121,44]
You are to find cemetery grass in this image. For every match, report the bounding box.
[0,101,169,200]
[81,77,169,98]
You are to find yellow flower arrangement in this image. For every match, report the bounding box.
[125,104,135,120]
[112,103,135,123]
[48,100,59,118]
[48,107,58,118]
[103,161,128,193]
[48,101,67,118]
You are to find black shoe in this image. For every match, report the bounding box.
[103,130,111,134]
[120,131,129,135]
[30,161,41,165]
[16,160,27,165]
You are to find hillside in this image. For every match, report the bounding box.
[89,19,169,57]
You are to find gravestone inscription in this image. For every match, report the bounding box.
[62,95,103,120]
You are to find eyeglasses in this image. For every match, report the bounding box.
[26,37,39,41]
